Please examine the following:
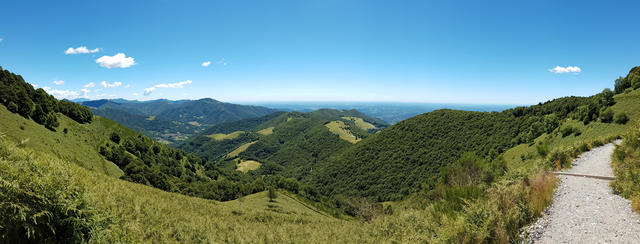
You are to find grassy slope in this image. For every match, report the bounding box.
[1,139,394,242]
[0,105,123,177]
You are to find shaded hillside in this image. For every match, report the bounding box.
[81,98,278,143]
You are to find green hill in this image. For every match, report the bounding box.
[179,109,388,178]
[311,87,623,201]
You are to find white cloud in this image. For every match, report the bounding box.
[549,66,581,74]
[215,58,227,66]
[132,93,139,96]
[84,82,95,88]
[201,61,211,67]
[0,38,3,42]
[96,53,136,68]
[53,80,65,85]
[81,88,90,95]
[124,84,131,88]
[144,80,192,95]
[100,81,122,88]
[43,87,80,99]
[65,46,100,55]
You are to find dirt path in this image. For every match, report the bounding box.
[526,142,640,243]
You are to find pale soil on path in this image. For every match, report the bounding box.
[525,142,640,243]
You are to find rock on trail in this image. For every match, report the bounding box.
[525,141,640,243]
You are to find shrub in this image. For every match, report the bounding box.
[614,112,629,124]
[560,126,579,137]
[548,150,569,169]
[592,140,604,147]
[268,187,277,202]
[110,132,121,144]
[599,108,614,123]
[535,141,549,157]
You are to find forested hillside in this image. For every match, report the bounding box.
[179,109,388,179]
[81,98,278,144]
[312,87,621,201]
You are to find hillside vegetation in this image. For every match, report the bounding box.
[180,109,388,179]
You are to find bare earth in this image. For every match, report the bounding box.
[526,141,640,243]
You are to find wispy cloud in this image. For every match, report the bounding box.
[96,53,136,68]
[65,46,100,55]
[0,38,3,42]
[84,82,95,88]
[201,61,211,67]
[53,80,65,85]
[215,58,227,66]
[549,66,581,74]
[144,80,192,95]
[100,81,122,88]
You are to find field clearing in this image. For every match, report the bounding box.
[206,131,244,141]
[257,126,274,135]
[342,116,376,131]
[188,121,201,126]
[325,121,360,144]
[146,116,156,121]
[236,160,261,173]
[227,141,258,158]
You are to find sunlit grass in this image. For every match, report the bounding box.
[206,131,244,141]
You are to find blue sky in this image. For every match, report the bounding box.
[0,0,639,105]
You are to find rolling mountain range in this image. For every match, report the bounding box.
[78,98,278,144]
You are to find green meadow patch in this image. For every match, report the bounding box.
[207,131,245,141]
[227,141,258,158]
[342,116,377,131]
[325,121,360,143]
[257,126,274,135]
[236,160,262,173]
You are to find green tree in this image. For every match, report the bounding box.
[600,108,614,123]
[268,187,277,202]
[614,112,629,124]
[614,76,630,93]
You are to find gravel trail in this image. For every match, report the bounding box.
[526,141,640,243]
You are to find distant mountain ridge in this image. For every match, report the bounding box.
[78,98,278,144]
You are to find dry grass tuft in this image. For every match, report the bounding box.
[530,171,557,216]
